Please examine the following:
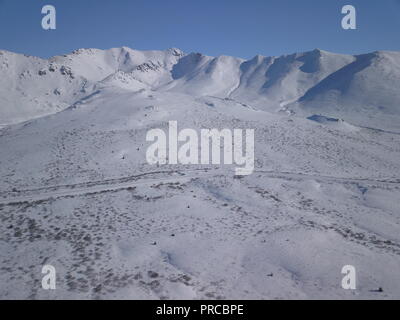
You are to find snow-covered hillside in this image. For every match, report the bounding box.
[0,47,184,126]
[0,47,400,299]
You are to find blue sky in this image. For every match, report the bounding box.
[0,0,400,58]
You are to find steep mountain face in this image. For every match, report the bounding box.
[290,51,400,131]
[2,47,400,131]
[229,49,355,111]
[163,53,244,97]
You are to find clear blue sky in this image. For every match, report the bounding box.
[1,0,400,59]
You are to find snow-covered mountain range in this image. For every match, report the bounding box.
[2,47,400,131]
[1,47,400,300]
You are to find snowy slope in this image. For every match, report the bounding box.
[1,84,400,299]
[0,47,184,125]
[1,47,400,300]
[0,50,89,125]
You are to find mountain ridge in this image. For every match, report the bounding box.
[1,47,400,131]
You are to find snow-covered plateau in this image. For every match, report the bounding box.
[0,47,399,299]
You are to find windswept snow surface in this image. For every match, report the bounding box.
[1,48,400,299]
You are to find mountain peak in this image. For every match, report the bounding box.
[167,48,185,57]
